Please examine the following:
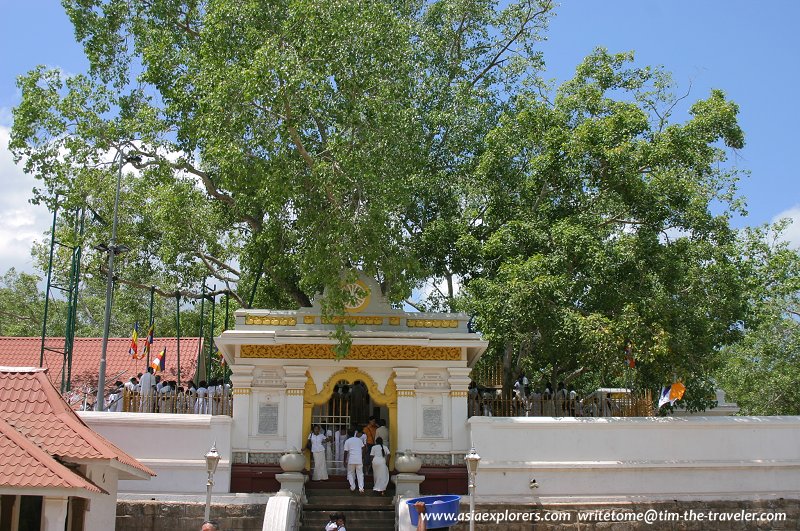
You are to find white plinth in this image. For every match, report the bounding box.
[392,473,425,498]
[276,472,308,503]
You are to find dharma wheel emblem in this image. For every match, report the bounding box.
[343,280,370,312]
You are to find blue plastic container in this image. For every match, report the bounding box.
[406,495,461,529]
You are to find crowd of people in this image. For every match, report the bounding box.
[307,416,391,495]
[103,367,233,414]
[469,374,628,418]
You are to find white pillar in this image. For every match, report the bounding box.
[83,463,118,531]
[283,366,309,451]
[41,496,68,531]
[448,367,473,452]
[230,365,255,450]
[393,368,418,453]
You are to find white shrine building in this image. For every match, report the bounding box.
[214,274,487,492]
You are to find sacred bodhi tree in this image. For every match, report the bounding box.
[11,0,751,404]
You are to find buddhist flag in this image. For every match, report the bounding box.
[658,382,686,408]
[128,322,140,359]
[151,347,166,373]
[142,324,154,359]
[624,341,635,368]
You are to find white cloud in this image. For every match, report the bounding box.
[771,205,800,249]
[0,126,51,274]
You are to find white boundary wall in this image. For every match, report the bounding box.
[468,416,800,504]
[79,412,232,493]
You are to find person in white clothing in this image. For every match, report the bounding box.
[343,428,365,493]
[308,425,329,480]
[138,367,156,412]
[375,419,389,448]
[334,427,347,474]
[370,437,390,495]
[195,381,208,414]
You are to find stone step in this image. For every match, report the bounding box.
[301,509,395,531]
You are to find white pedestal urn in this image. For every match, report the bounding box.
[393,451,425,498]
[394,451,422,473]
[278,449,308,502]
[279,449,306,472]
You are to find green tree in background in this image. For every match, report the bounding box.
[454,50,748,407]
[10,0,554,313]
[717,223,800,415]
[7,0,767,409]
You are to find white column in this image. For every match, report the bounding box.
[41,496,68,531]
[393,368,418,453]
[448,367,473,453]
[283,366,309,451]
[83,463,118,531]
[230,365,255,450]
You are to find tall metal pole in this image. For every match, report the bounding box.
[146,285,155,372]
[96,151,125,411]
[196,284,206,384]
[40,202,58,368]
[208,290,216,381]
[176,293,182,387]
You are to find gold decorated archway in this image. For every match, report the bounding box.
[302,367,398,470]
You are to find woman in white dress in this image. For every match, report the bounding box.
[370,436,390,495]
[308,425,329,481]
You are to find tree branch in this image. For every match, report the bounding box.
[470,1,552,88]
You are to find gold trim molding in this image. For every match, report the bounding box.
[397,390,416,397]
[232,388,252,395]
[407,319,459,328]
[449,390,469,397]
[241,344,461,361]
[321,315,384,325]
[285,389,305,396]
[303,315,315,324]
[245,315,297,326]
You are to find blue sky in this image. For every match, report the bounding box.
[0,0,798,275]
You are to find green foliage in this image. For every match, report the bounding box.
[717,223,800,415]
[0,269,55,336]
[459,50,748,405]
[8,1,770,403]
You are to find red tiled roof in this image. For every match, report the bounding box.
[0,417,103,494]
[0,337,202,391]
[0,367,155,478]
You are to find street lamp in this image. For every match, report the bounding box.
[464,446,481,531]
[204,442,221,522]
[95,150,141,411]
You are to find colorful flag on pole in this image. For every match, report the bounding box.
[128,322,140,359]
[624,341,635,368]
[142,324,154,360]
[151,347,166,373]
[658,382,686,408]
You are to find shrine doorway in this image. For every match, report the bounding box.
[303,368,397,472]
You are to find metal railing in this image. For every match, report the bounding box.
[468,390,654,418]
[107,389,233,416]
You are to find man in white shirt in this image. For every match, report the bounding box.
[138,367,156,412]
[375,419,389,449]
[343,428,365,493]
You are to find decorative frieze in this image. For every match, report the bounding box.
[407,319,459,328]
[232,388,252,395]
[398,390,416,397]
[247,452,283,465]
[285,389,304,396]
[244,315,297,326]
[240,344,461,361]
[321,315,384,325]
[449,390,469,397]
